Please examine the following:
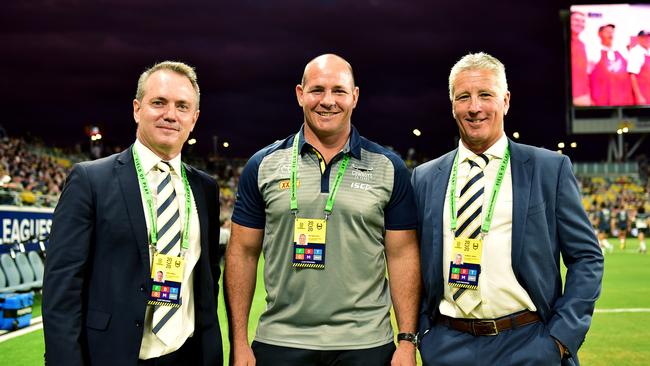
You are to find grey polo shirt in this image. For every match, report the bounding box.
[232,125,417,350]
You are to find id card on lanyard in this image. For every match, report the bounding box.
[289,133,349,269]
[132,147,192,307]
[447,146,510,290]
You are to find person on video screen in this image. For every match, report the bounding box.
[589,24,634,106]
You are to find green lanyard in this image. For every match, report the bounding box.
[132,147,192,252]
[290,133,350,219]
[449,145,510,234]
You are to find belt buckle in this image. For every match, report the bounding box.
[472,320,498,336]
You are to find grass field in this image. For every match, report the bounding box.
[1,238,648,365]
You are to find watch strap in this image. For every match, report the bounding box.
[397,332,418,346]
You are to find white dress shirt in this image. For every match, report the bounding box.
[134,139,202,359]
[439,133,537,319]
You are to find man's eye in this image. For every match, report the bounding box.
[178,105,189,111]
[151,100,164,106]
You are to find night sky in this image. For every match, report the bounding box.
[2,0,644,162]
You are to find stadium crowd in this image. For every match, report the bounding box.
[1,134,649,246]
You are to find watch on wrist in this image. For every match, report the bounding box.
[397,332,418,346]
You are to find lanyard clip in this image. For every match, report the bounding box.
[324,212,331,220]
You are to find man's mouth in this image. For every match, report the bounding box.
[156,123,180,131]
[316,111,338,117]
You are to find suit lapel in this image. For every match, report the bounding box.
[185,165,209,257]
[433,150,456,288]
[509,140,532,274]
[115,146,150,273]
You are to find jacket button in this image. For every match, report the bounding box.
[135,320,142,327]
[140,285,145,292]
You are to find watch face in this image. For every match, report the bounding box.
[397,333,418,344]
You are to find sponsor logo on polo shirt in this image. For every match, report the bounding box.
[351,170,373,181]
[279,179,300,190]
[350,182,372,191]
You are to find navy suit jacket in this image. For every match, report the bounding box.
[43,146,223,366]
[412,139,603,365]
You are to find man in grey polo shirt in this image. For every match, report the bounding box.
[225,54,421,366]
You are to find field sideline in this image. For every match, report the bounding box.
[0,238,648,365]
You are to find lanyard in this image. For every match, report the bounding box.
[132,147,192,252]
[449,145,510,234]
[290,133,350,219]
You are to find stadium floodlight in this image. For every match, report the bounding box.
[557,149,563,154]
[412,129,421,137]
[513,132,520,139]
[558,142,565,149]
[223,142,230,148]
[187,138,197,145]
[622,127,629,133]
[616,129,623,135]
[570,142,577,148]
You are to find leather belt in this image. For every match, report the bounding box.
[436,311,541,336]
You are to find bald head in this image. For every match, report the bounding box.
[301,54,356,88]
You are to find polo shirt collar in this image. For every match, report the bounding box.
[297,124,361,159]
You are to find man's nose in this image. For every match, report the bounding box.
[468,97,482,113]
[320,90,335,107]
[163,105,177,121]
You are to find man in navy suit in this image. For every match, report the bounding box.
[43,61,223,366]
[412,52,603,366]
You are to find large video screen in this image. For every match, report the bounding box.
[570,4,650,107]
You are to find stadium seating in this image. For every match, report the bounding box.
[14,252,41,289]
[0,253,38,292]
[28,251,44,284]
[0,265,6,291]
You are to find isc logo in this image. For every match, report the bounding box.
[350,182,371,190]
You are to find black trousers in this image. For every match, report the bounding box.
[251,340,396,366]
[137,339,198,366]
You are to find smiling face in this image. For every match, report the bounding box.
[451,68,509,154]
[296,55,359,142]
[133,69,199,160]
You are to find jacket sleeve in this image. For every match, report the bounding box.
[548,156,604,356]
[42,163,95,366]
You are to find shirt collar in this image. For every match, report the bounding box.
[134,139,183,175]
[457,132,508,164]
[297,124,361,159]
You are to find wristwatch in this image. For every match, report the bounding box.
[397,332,419,346]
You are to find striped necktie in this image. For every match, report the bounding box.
[152,161,183,345]
[453,153,489,314]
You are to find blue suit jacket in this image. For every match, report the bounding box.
[43,146,223,366]
[412,139,603,365]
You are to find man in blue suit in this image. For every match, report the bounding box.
[412,52,603,366]
[43,61,223,366]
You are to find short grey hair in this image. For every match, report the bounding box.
[448,52,508,100]
[135,61,200,108]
